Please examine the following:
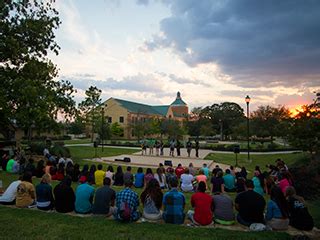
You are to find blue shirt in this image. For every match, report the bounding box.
[252,176,264,196]
[163,188,185,224]
[202,167,209,177]
[223,174,235,190]
[266,200,283,220]
[115,188,140,221]
[134,173,144,188]
[75,183,95,213]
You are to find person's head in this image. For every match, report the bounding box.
[197,181,206,193]
[127,166,132,172]
[255,166,261,173]
[97,164,103,170]
[89,164,96,173]
[137,167,143,173]
[184,168,190,174]
[46,161,52,166]
[61,175,72,187]
[74,163,80,170]
[189,163,193,167]
[226,169,231,174]
[217,170,223,178]
[79,175,87,184]
[82,164,89,172]
[146,168,153,175]
[22,171,33,183]
[199,169,204,175]
[145,178,160,191]
[116,166,123,173]
[41,173,52,184]
[254,170,260,177]
[66,161,73,169]
[241,166,246,172]
[245,179,254,190]
[107,165,114,172]
[49,166,57,175]
[170,177,179,188]
[159,163,164,167]
[230,165,234,170]
[203,163,207,168]
[215,165,220,168]
[285,186,296,197]
[178,163,182,167]
[103,177,111,186]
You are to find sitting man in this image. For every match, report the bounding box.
[0,176,22,205]
[114,179,140,222]
[223,169,236,192]
[92,177,116,216]
[235,179,266,226]
[75,176,95,214]
[162,177,185,224]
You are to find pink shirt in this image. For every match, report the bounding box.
[279,178,291,194]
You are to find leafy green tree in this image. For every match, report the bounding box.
[79,86,102,142]
[0,0,75,141]
[67,115,86,135]
[94,115,110,142]
[110,122,124,138]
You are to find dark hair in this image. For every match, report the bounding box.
[89,164,96,174]
[97,164,103,170]
[159,163,163,167]
[178,163,182,167]
[116,166,123,174]
[230,165,234,170]
[140,178,163,209]
[58,162,65,174]
[146,168,153,175]
[74,163,80,171]
[184,168,190,174]
[156,167,163,183]
[216,171,223,178]
[103,177,111,186]
[137,167,143,173]
[245,179,254,189]
[197,181,206,192]
[170,177,178,188]
[61,175,72,187]
[22,172,33,183]
[107,165,114,172]
[82,164,89,174]
[127,166,132,171]
[226,169,231,174]
[255,166,261,174]
[270,186,289,218]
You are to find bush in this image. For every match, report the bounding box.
[29,142,47,155]
[50,144,71,158]
[267,143,278,150]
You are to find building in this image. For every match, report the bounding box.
[102,92,188,139]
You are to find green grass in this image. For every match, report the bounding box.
[0,206,291,240]
[205,152,306,173]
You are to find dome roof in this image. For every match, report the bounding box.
[170,92,187,106]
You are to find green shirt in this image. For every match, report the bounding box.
[6,159,15,173]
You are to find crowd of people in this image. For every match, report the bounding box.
[0,154,314,231]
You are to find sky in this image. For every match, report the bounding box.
[49,0,320,112]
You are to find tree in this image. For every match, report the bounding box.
[0,0,75,141]
[94,115,110,142]
[79,86,102,142]
[67,115,86,135]
[110,122,124,138]
[250,105,291,142]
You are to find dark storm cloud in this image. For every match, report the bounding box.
[144,0,320,88]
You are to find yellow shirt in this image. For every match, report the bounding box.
[94,170,105,187]
[16,181,36,208]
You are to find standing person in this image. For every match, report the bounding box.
[114,166,124,186]
[115,179,140,222]
[180,168,194,192]
[92,178,116,216]
[0,177,22,205]
[235,180,266,226]
[201,163,209,178]
[134,167,144,188]
[94,164,105,187]
[160,140,164,156]
[105,165,114,184]
[155,140,161,156]
[265,186,289,230]
[187,181,213,226]
[140,179,163,220]
[144,168,154,186]
[162,177,185,224]
[169,139,175,157]
[186,140,192,157]
[223,169,236,192]
[175,164,185,179]
[154,167,167,189]
[285,186,314,231]
[212,192,235,225]
[123,166,134,184]
[54,176,75,213]
[176,139,181,157]
[149,139,154,155]
[36,173,54,211]
[75,177,95,214]
[16,172,36,208]
[195,139,199,158]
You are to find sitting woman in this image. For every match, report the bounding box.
[16,172,36,208]
[113,166,124,186]
[265,186,289,230]
[140,179,163,220]
[180,168,194,192]
[285,186,314,231]
[54,176,75,213]
[134,167,144,188]
[36,173,54,211]
[154,167,167,189]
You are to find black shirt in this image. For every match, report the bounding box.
[92,186,116,214]
[54,183,75,213]
[235,190,266,223]
[287,196,314,230]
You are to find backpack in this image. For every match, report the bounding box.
[119,201,131,222]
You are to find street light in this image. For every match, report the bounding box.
[101,106,105,152]
[245,95,251,161]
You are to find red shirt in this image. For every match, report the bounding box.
[191,192,213,225]
[175,167,185,179]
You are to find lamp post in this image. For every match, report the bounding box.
[245,95,251,161]
[101,106,105,152]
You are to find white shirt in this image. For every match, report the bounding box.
[0,180,21,202]
[154,173,167,188]
[181,174,194,192]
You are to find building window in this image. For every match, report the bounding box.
[119,116,124,123]
[108,117,112,123]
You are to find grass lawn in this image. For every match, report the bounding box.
[0,206,291,240]
[205,152,306,173]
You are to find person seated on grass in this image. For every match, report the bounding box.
[6,156,16,173]
[25,158,36,176]
[144,168,154,187]
[235,179,266,227]
[88,164,96,184]
[12,159,20,174]
[180,168,194,192]
[54,175,75,213]
[210,170,224,194]
[94,164,105,187]
[252,171,264,196]
[45,161,53,175]
[35,160,45,178]
[52,163,65,181]
[140,179,163,220]
[278,171,293,195]
[79,164,89,182]
[105,165,115,185]
[285,186,314,231]
[188,163,196,176]
[72,164,81,182]
[201,163,210,178]
[92,177,116,216]
[235,173,246,193]
[0,176,22,205]
[65,162,74,179]
[223,169,236,192]
[212,165,223,177]
[75,176,95,214]
[265,186,289,230]
[134,167,144,188]
[154,167,167,189]
[114,166,124,186]
[212,191,235,225]
[195,169,207,188]
[16,172,36,208]
[123,166,134,185]
[162,177,185,224]
[175,164,185,179]
[36,173,54,211]
[115,179,140,222]
[187,181,213,226]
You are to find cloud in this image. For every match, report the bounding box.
[144,0,320,88]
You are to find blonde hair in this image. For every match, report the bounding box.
[41,173,52,184]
